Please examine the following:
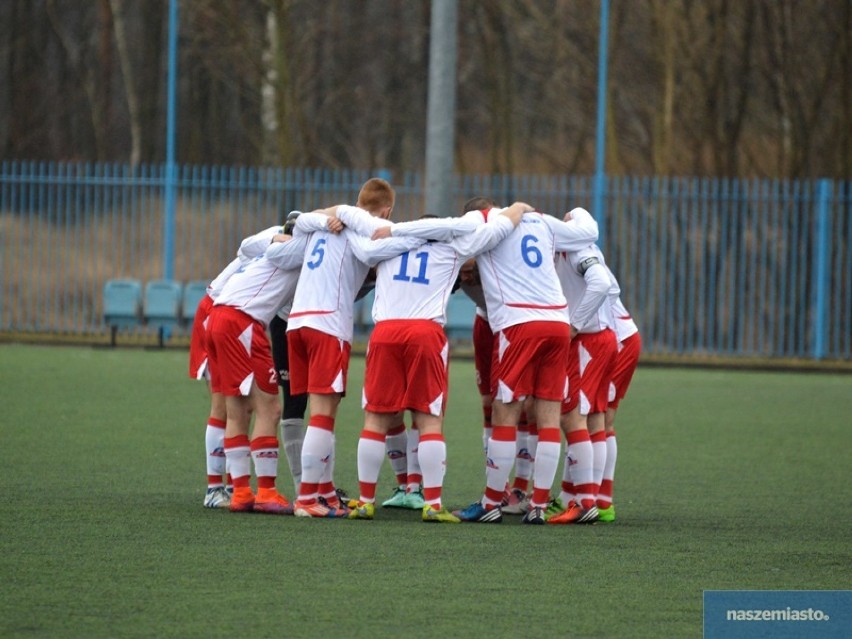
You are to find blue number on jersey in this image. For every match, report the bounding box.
[392,251,431,284]
[521,234,543,268]
[307,238,326,270]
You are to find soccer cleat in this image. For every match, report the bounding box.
[253,489,293,515]
[521,506,546,525]
[318,494,341,509]
[597,504,615,523]
[501,488,531,515]
[545,497,565,518]
[453,501,502,523]
[348,501,376,520]
[203,486,231,509]
[381,486,408,508]
[403,488,427,510]
[422,505,460,523]
[228,487,255,513]
[293,500,348,518]
[336,487,351,505]
[546,500,599,524]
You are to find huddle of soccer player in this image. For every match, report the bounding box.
[189,177,641,525]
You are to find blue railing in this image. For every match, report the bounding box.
[0,160,849,361]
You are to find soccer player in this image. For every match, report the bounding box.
[344,204,529,523]
[374,203,600,524]
[191,223,287,509]
[597,291,642,523]
[286,178,412,518]
[548,232,620,525]
[206,224,318,514]
[457,247,536,515]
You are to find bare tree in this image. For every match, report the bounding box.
[110,0,142,165]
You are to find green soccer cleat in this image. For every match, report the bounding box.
[381,486,407,508]
[544,497,565,519]
[403,488,427,510]
[422,505,460,523]
[597,505,616,523]
[348,501,376,520]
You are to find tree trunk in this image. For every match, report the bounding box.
[109,0,142,165]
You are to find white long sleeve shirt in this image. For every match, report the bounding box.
[390,207,599,332]
[338,208,516,324]
[286,206,418,343]
[554,242,619,333]
[207,225,283,299]
[213,236,308,327]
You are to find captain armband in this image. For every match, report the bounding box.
[577,256,600,275]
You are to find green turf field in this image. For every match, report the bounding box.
[0,343,850,638]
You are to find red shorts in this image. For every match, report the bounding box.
[473,314,495,396]
[493,321,571,403]
[188,294,214,380]
[206,305,278,396]
[564,329,618,415]
[609,332,641,408]
[364,320,448,416]
[287,327,351,396]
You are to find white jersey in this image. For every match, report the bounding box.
[554,242,619,333]
[206,225,282,299]
[342,213,515,325]
[388,207,599,332]
[611,295,639,342]
[207,257,242,300]
[213,236,307,326]
[287,206,410,343]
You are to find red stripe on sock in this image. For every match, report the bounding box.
[607,430,617,439]
[492,425,515,441]
[419,433,444,443]
[359,481,377,501]
[590,430,607,443]
[566,429,590,445]
[208,417,226,429]
[251,436,278,450]
[257,477,275,489]
[532,487,549,505]
[423,486,441,504]
[537,427,561,443]
[360,429,386,443]
[387,424,406,436]
[310,415,335,431]
[484,487,504,505]
[224,435,250,449]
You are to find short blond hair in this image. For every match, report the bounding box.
[356,178,395,213]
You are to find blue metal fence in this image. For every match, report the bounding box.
[1,160,849,361]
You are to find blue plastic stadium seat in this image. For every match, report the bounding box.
[103,279,143,346]
[144,280,183,346]
[182,280,209,326]
[445,293,477,340]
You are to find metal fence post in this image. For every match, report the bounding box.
[812,178,832,360]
